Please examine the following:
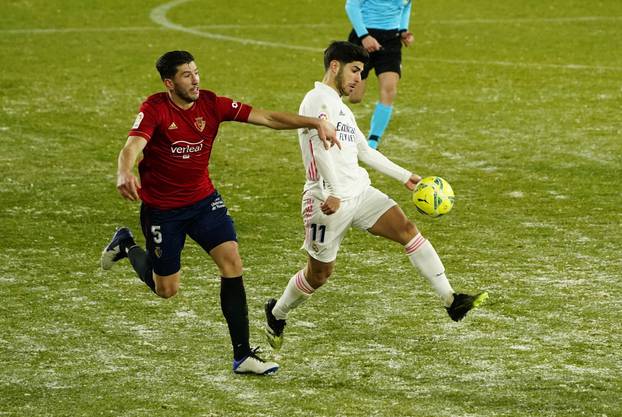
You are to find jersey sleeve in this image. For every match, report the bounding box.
[301,96,342,196]
[400,0,413,31]
[345,0,368,38]
[356,129,412,183]
[216,96,252,123]
[128,101,159,141]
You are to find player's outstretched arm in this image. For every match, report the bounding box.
[116,136,147,201]
[357,135,414,185]
[246,108,340,150]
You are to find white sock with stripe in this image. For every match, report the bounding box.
[272,269,314,320]
[405,233,455,307]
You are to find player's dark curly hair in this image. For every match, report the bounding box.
[156,50,195,80]
[323,41,369,71]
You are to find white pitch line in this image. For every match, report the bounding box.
[3,13,621,35]
[2,1,620,72]
[149,0,622,73]
[149,0,322,52]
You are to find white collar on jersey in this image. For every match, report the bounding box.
[314,81,342,99]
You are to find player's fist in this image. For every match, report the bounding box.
[321,195,341,215]
[117,171,141,201]
[404,174,422,191]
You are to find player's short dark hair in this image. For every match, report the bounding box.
[155,50,195,80]
[323,41,369,71]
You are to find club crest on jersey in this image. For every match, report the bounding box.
[194,117,205,132]
[318,112,328,120]
[154,247,162,258]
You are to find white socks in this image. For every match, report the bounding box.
[272,234,453,319]
[272,269,314,320]
[405,233,455,307]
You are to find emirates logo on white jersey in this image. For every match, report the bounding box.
[336,121,356,143]
[170,140,204,159]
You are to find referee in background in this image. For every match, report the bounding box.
[345,0,414,150]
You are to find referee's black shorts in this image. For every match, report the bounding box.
[348,28,402,79]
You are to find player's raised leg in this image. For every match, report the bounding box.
[368,204,487,321]
[101,227,157,294]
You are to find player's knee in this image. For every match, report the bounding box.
[154,273,180,299]
[156,284,178,299]
[211,241,244,277]
[315,267,334,286]
[218,255,243,277]
[379,81,398,103]
[380,87,397,104]
[402,221,418,243]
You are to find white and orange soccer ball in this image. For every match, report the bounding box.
[412,176,455,218]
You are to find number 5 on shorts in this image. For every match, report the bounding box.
[151,225,162,244]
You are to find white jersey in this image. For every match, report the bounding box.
[298,82,412,200]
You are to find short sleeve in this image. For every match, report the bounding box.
[216,96,252,123]
[128,101,159,141]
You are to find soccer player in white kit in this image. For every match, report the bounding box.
[264,41,487,351]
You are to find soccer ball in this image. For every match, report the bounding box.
[412,176,455,217]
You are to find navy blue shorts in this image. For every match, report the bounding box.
[348,28,402,79]
[140,192,237,276]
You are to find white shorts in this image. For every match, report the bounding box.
[301,186,397,262]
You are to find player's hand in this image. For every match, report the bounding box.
[321,195,341,215]
[317,119,340,150]
[404,174,422,191]
[400,31,414,47]
[117,171,141,201]
[362,35,382,52]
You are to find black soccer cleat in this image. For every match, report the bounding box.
[100,227,135,270]
[264,298,286,350]
[446,292,489,321]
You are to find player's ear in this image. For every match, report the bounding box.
[329,60,341,74]
[163,78,175,90]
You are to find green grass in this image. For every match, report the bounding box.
[1,1,621,416]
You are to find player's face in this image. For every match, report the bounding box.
[336,61,364,97]
[171,62,200,103]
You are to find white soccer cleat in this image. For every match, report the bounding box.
[100,227,134,270]
[232,347,279,375]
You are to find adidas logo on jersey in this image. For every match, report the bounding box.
[168,122,178,130]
